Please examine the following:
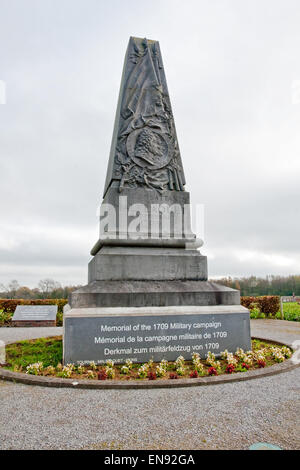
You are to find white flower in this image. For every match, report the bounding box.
[281,346,292,358]
[176,365,186,376]
[137,364,148,379]
[206,351,218,367]
[26,362,43,375]
[235,348,247,361]
[193,359,204,373]
[77,365,85,374]
[105,366,115,379]
[160,359,168,370]
[175,356,185,368]
[192,352,200,362]
[225,353,238,367]
[60,365,73,378]
[87,369,96,379]
[243,355,253,366]
[221,350,229,360]
[125,359,133,369]
[121,365,130,374]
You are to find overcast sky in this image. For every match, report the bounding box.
[0,0,300,287]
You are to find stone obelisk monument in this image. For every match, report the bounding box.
[64,37,251,364]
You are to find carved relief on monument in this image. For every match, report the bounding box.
[112,38,185,192]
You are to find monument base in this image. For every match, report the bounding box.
[88,247,208,282]
[70,280,240,309]
[63,305,251,364]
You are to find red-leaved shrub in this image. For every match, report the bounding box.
[225,364,235,374]
[97,369,107,380]
[189,370,198,378]
[169,372,178,379]
[208,367,218,376]
[257,360,266,368]
[148,372,157,380]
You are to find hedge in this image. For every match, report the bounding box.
[241,296,280,317]
[0,299,68,326]
[0,296,281,326]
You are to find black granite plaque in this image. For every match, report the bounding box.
[63,307,251,364]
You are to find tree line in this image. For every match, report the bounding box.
[213,275,300,297]
[1,275,300,299]
[0,279,81,299]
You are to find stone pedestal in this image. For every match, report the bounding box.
[88,247,207,282]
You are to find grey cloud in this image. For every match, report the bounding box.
[0,0,300,286]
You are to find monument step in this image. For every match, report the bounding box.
[70,280,240,309]
[88,246,207,282]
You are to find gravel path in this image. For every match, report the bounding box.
[0,320,299,450]
[0,368,299,450]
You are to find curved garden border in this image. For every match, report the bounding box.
[1,336,299,389]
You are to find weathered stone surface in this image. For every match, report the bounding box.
[70,280,240,309]
[12,305,57,327]
[63,305,251,364]
[88,247,207,282]
[104,37,185,196]
[91,185,200,254]
[90,38,200,253]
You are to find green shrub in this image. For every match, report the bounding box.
[0,309,13,325]
[248,303,265,319]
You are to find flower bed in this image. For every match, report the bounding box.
[2,337,292,381]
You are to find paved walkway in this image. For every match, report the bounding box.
[0,320,299,450]
[251,319,300,347]
[0,326,63,345]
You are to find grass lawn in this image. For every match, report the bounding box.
[276,302,300,322]
[4,336,62,369]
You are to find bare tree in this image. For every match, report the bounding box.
[0,283,6,293]
[38,279,61,298]
[7,280,20,299]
